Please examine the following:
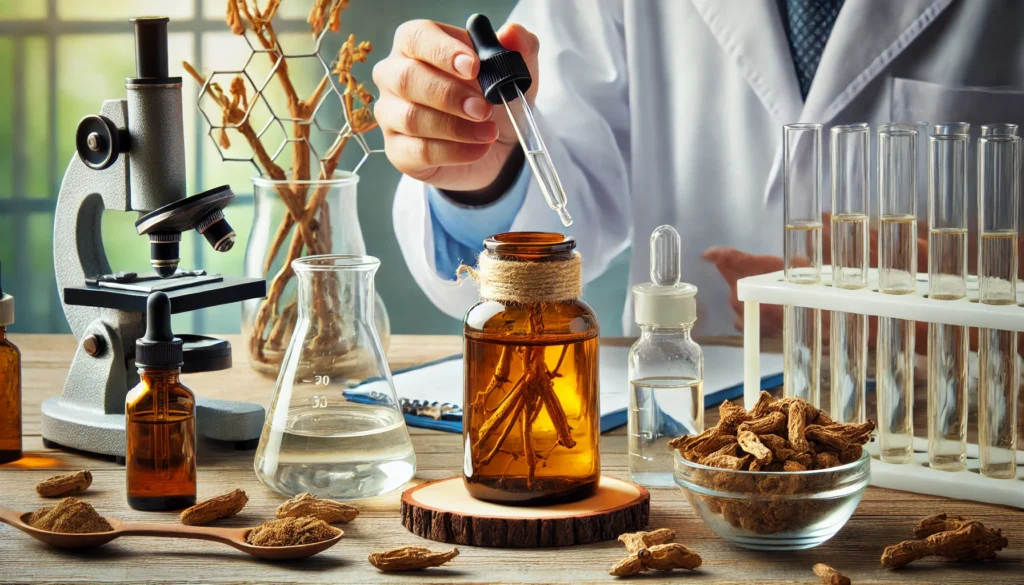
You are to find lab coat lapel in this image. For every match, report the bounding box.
[689,0,802,126]
[800,0,954,122]
[763,0,954,205]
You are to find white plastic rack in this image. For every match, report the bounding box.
[738,267,1024,509]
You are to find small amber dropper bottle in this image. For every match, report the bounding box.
[0,261,22,464]
[125,291,196,511]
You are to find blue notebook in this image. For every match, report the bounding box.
[392,345,784,434]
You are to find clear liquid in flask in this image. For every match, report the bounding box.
[255,402,416,500]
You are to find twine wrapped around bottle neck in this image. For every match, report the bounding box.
[458,251,582,303]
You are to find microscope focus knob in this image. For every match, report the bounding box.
[76,115,129,170]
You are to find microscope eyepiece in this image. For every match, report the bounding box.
[130,16,170,80]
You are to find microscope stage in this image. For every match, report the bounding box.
[64,275,266,313]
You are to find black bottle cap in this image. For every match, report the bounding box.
[466,14,532,105]
[136,291,183,369]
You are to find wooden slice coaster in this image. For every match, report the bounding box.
[401,476,650,548]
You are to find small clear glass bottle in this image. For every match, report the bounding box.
[125,292,196,511]
[628,226,702,488]
[0,261,21,465]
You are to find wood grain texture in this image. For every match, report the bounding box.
[0,333,1020,584]
[400,476,649,547]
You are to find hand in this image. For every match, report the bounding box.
[702,247,786,334]
[373,19,540,195]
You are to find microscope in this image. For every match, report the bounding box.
[42,17,268,459]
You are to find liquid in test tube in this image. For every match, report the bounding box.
[977,132,1019,479]
[876,126,918,464]
[782,124,823,407]
[829,124,869,424]
[926,124,970,471]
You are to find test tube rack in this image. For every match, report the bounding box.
[739,267,1024,509]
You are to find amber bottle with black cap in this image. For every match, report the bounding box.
[0,261,21,464]
[125,291,196,510]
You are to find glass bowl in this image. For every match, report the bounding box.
[674,450,870,550]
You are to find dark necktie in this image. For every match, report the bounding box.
[784,0,845,100]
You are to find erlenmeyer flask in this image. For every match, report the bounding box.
[254,255,416,499]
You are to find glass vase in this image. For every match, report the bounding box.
[254,255,416,499]
[242,173,390,377]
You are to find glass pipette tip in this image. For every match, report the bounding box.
[501,84,573,227]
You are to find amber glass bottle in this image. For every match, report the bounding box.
[463,233,600,504]
[126,292,196,511]
[0,280,21,464]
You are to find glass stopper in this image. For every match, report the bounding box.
[649,225,681,286]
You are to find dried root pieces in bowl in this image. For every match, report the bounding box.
[670,393,874,535]
[881,513,1008,569]
[671,392,875,472]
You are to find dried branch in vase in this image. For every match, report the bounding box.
[182,0,380,374]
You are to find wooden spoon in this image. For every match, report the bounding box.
[0,506,342,560]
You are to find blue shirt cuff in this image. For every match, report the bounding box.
[427,164,531,280]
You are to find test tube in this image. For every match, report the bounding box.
[829,124,869,423]
[977,133,1019,479]
[876,126,918,463]
[926,124,970,471]
[783,124,823,406]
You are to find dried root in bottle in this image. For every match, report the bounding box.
[180,489,248,526]
[275,492,358,524]
[35,470,93,498]
[368,546,459,572]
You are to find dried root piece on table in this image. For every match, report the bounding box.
[813,563,851,585]
[36,470,93,497]
[881,519,1008,568]
[618,528,675,553]
[246,517,341,547]
[914,513,968,538]
[276,492,358,524]
[368,546,459,572]
[180,488,248,526]
[609,543,702,577]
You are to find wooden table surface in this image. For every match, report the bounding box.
[1,334,1020,585]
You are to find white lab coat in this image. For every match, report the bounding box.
[393,0,1024,336]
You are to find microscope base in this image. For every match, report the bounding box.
[40,396,265,458]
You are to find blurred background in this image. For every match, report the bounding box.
[0,0,631,335]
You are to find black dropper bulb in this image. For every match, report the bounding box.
[136,291,183,369]
[466,13,531,104]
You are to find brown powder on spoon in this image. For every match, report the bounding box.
[27,497,113,533]
[246,516,340,547]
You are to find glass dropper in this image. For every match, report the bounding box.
[467,14,572,227]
